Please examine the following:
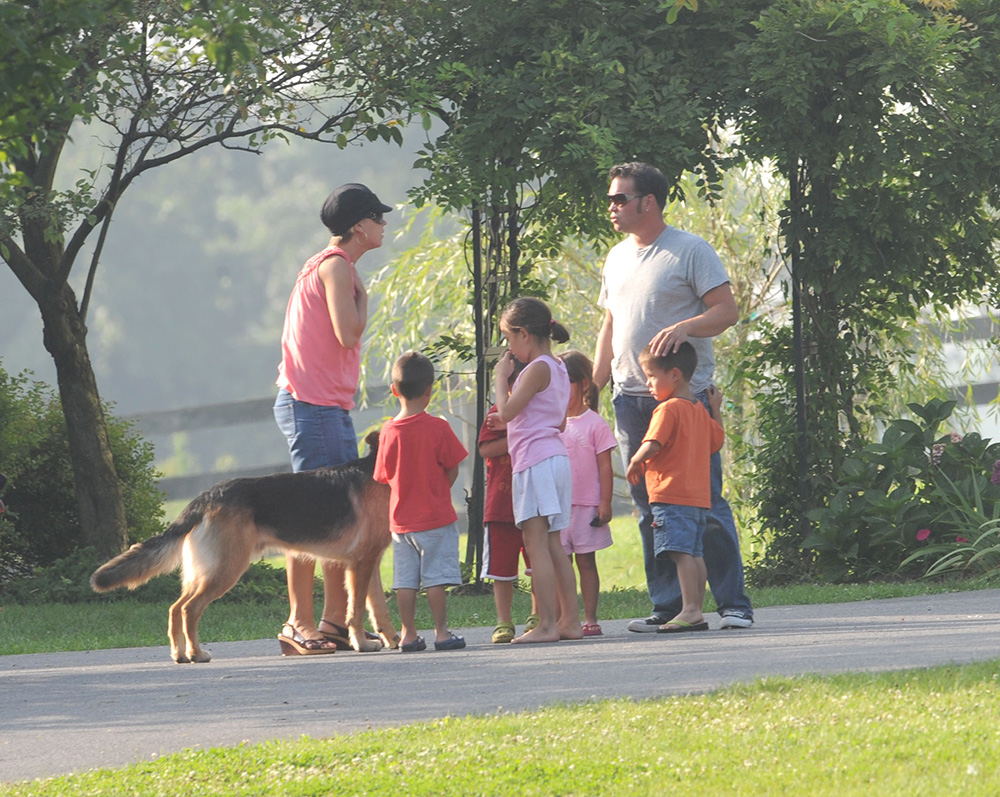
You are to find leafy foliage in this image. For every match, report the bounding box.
[0,364,163,583]
[728,0,1000,580]
[411,0,765,253]
[0,0,425,557]
[805,399,1000,582]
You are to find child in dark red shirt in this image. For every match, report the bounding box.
[479,359,537,643]
[375,352,468,652]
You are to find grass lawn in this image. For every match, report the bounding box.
[2,662,999,795]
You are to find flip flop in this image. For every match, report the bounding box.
[656,619,709,634]
[582,623,603,637]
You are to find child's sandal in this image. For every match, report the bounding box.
[492,622,515,644]
[524,614,540,632]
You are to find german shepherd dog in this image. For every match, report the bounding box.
[91,432,398,663]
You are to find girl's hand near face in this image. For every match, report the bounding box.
[493,351,514,385]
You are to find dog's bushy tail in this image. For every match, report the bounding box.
[90,501,204,592]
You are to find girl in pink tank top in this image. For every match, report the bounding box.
[492,297,583,644]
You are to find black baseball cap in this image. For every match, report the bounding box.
[320,183,393,235]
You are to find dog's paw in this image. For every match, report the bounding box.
[188,648,212,663]
[173,653,191,664]
[379,630,401,650]
[353,636,383,652]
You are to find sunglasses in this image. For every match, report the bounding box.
[606,193,644,207]
[364,210,385,224]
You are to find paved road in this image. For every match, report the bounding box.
[2,589,998,784]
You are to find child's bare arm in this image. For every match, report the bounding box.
[626,440,661,485]
[478,439,508,459]
[596,448,614,524]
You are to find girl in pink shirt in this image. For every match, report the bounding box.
[493,297,582,644]
[559,351,617,637]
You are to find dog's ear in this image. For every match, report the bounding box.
[363,430,380,454]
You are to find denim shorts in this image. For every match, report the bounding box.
[651,502,706,559]
[273,388,357,472]
[392,523,462,590]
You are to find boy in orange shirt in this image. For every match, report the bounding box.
[625,342,724,634]
[375,351,468,652]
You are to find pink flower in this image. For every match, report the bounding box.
[916,528,931,541]
[956,536,968,543]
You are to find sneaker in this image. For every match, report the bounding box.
[719,612,753,629]
[627,615,667,633]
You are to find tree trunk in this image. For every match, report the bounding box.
[39,280,129,560]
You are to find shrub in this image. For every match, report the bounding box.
[804,399,1000,582]
[0,364,164,588]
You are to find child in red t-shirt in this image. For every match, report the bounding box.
[375,352,468,652]
[626,342,724,635]
[479,359,537,643]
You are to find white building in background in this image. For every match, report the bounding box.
[940,310,1000,440]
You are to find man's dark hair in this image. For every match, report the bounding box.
[391,351,435,398]
[639,341,697,381]
[609,161,668,210]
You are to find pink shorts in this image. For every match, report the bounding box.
[560,504,613,556]
[481,521,532,580]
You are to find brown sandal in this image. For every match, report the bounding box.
[278,623,338,655]
[319,618,381,650]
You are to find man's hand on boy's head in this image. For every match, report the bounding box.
[649,321,690,357]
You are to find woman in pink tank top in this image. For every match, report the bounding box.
[273,183,392,655]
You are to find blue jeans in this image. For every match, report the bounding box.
[612,389,753,621]
[273,389,358,472]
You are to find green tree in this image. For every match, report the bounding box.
[731,0,1000,580]
[0,0,417,558]
[400,0,766,571]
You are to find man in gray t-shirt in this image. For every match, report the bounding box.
[594,161,754,631]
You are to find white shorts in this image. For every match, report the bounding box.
[512,455,572,532]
